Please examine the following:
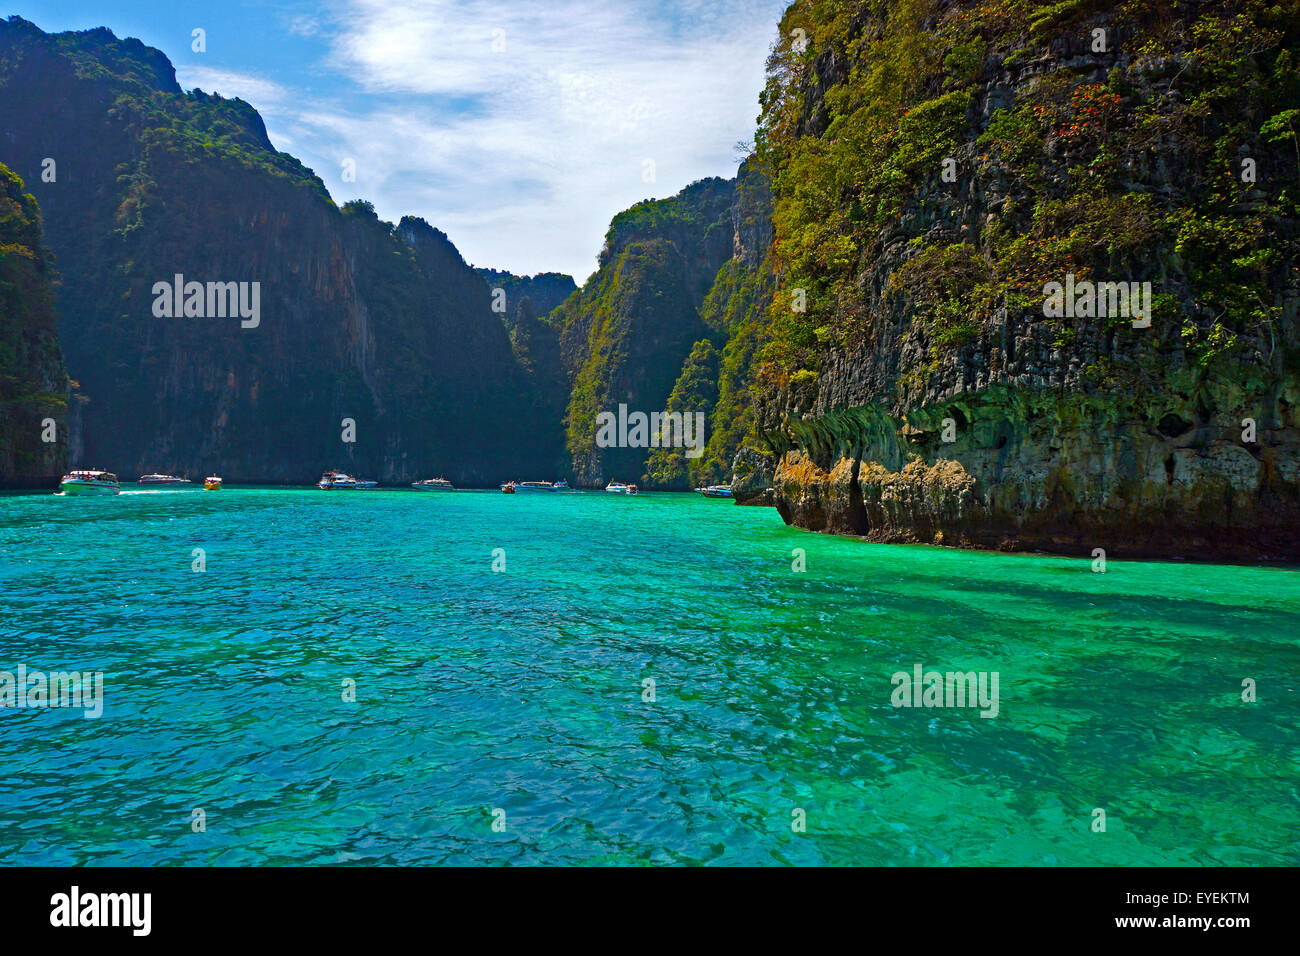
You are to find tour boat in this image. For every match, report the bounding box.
[138,474,190,485]
[204,476,223,491]
[605,481,630,493]
[353,479,379,489]
[625,484,639,496]
[500,481,517,494]
[58,470,120,496]
[553,480,571,491]
[696,484,733,499]
[318,470,358,489]
[514,481,557,493]
[412,478,456,492]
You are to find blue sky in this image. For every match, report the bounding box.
[11,0,787,282]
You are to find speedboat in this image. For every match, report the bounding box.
[412,477,456,492]
[553,480,571,491]
[318,470,358,489]
[138,474,190,485]
[605,481,630,493]
[500,481,517,494]
[696,484,733,499]
[625,484,639,496]
[58,470,120,496]
[514,481,557,493]
[353,479,379,489]
[204,476,223,490]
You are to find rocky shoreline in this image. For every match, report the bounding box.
[762,386,1300,564]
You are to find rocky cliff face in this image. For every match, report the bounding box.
[475,268,577,328]
[555,176,736,485]
[753,0,1300,561]
[0,17,554,485]
[554,162,775,488]
[0,161,69,485]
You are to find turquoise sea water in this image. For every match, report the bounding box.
[0,485,1297,865]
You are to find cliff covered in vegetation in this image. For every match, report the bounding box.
[0,17,554,484]
[476,268,577,329]
[552,159,775,488]
[750,0,1300,560]
[0,161,69,485]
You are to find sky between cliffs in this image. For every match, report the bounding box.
[15,0,787,284]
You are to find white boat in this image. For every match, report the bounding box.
[318,470,358,489]
[514,481,557,493]
[412,478,456,492]
[58,470,120,496]
[138,474,190,486]
[353,479,379,489]
[625,484,639,496]
[605,481,630,493]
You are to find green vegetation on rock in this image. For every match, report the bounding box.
[751,0,1300,558]
[0,17,555,484]
[0,161,69,483]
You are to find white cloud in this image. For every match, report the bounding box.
[193,0,786,283]
[287,14,323,37]
[176,66,290,106]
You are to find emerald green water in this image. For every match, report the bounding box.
[0,486,1297,865]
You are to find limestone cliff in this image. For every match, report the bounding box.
[0,17,553,484]
[752,0,1300,561]
[0,161,69,485]
[475,268,577,329]
[555,160,775,488]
